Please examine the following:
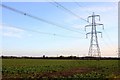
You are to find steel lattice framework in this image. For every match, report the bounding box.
[85,12,104,57]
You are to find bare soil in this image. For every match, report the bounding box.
[2,67,95,79]
[38,67,95,78]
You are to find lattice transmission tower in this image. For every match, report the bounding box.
[85,12,104,57]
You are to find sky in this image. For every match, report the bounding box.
[0,1,118,57]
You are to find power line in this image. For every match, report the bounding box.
[48,2,86,33]
[100,38,117,57]
[2,24,84,39]
[101,38,115,51]
[74,2,116,55]
[74,2,82,7]
[74,2,91,15]
[74,1,115,44]
[1,4,84,34]
[49,0,89,23]
[104,30,114,45]
[102,30,116,50]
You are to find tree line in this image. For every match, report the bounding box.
[1,55,120,60]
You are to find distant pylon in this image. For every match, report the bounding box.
[85,12,104,57]
[118,46,120,58]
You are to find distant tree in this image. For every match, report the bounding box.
[43,55,45,58]
[59,55,64,58]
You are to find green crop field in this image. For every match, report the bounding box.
[2,59,120,79]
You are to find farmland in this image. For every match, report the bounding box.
[2,59,120,79]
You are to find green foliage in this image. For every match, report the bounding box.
[2,59,119,78]
[73,71,106,78]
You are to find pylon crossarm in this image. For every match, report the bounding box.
[85,24,92,31]
[95,23,104,30]
[94,15,100,16]
[87,16,93,22]
[97,31,102,38]
[97,31,102,33]
[85,24,92,27]
[94,15,100,21]
[86,32,91,38]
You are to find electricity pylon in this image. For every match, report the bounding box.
[85,12,104,57]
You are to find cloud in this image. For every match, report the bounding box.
[0,24,31,38]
